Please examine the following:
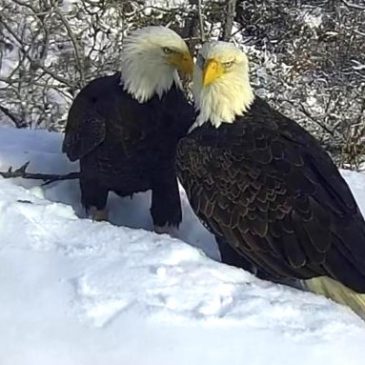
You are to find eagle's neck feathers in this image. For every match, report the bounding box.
[121,58,182,103]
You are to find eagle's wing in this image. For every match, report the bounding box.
[177,116,365,292]
[62,73,133,161]
[62,107,106,162]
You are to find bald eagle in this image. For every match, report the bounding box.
[63,26,194,232]
[177,41,365,318]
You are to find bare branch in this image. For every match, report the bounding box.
[0,162,80,185]
[11,0,39,14]
[280,98,339,138]
[222,0,237,41]
[197,0,205,42]
[0,13,72,87]
[340,0,365,10]
[53,6,85,87]
[0,104,25,128]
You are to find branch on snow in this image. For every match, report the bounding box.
[0,162,80,186]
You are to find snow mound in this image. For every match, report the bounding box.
[1,126,365,365]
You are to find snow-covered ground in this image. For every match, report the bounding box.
[1,126,365,365]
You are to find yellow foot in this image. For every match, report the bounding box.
[89,207,109,222]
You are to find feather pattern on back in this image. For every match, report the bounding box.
[177,97,365,293]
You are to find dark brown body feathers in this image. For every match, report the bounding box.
[177,96,365,292]
[63,72,194,227]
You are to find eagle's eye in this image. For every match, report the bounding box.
[162,47,173,54]
[222,61,234,69]
[196,54,205,69]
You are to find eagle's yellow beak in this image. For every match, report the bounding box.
[168,51,194,76]
[203,59,224,86]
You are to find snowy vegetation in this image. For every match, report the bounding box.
[1,0,364,167]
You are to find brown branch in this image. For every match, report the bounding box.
[0,104,26,128]
[197,0,205,42]
[221,0,237,41]
[178,2,199,56]
[0,162,80,186]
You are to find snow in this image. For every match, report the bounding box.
[1,126,365,364]
[145,0,189,7]
[302,11,323,29]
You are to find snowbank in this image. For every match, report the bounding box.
[1,126,365,365]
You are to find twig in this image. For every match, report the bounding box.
[280,98,339,138]
[221,0,237,41]
[230,24,244,39]
[11,0,39,14]
[0,162,80,186]
[53,6,85,87]
[0,104,25,128]
[0,13,72,86]
[356,95,365,126]
[197,0,205,42]
[340,0,365,10]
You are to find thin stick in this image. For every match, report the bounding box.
[197,0,205,42]
[0,162,80,186]
[222,0,237,41]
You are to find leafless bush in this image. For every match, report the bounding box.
[232,0,365,167]
[0,0,196,130]
[0,0,364,168]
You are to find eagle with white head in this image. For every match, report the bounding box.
[63,26,195,234]
[122,26,193,102]
[177,41,365,319]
